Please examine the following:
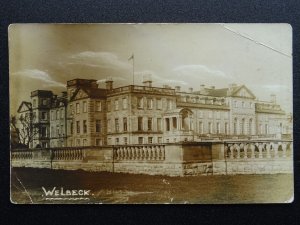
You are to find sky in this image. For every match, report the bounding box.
[9,23,292,114]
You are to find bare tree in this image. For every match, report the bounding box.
[10,113,41,148]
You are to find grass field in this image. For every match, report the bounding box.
[11,168,293,204]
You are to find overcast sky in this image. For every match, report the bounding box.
[9,23,292,114]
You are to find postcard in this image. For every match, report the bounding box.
[9,23,293,204]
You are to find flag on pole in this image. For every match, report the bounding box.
[128,54,134,61]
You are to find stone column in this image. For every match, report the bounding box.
[282,143,287,158]
[266,143,271,158]
[274,143,279,158]
[243,144,248,159]
[251,144,255,159]
[258,143,263,159]
[236,144,240,159]
[230,145,234,159]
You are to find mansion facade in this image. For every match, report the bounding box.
[16,78,292,148]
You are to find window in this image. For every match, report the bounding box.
[56,110,59,120]
[83,120,87,133]
[76,139,80,146]
[265,124,269,134]
[96,120,101,133]
[60,125,64,136]
[158,137,162,143]
[157,118,162,131]
[241,118,245,135]
[137,97,143,109]
[216,111,221,119]
[96,139,102,146]
[148,137,153,144]
[124,137,128,145]
[107,101,111,112]
[198,111,203,118]
[76,121,80,133]
[138,137,143,144]
[115,118,119,132]
[249,119,253,135]
[60,108,64,119]
[199,122,203,134]
[56,126,60,136]
[70,104,74,115]
[259,124,263,134]
[234,101,238,108]
[114,99,119,110]
[76,103,80,114]
[172,117,177,129]
[167,99,172,110]
[51,111,55,121]
[83,139,87,146]
[33,99,37,108]
[148,118,152,131]
[41,127,47,137]
[216,122,221,134]
[70,122,73,134]
[225,122,229,134]
[224,112,229,119]
[51,126,54,138]
[208,111,213,119]
[42,99,47,106]
[234,118,238,135]
[166,118,170,131]
[115,138,119,145]
[242,102,245,108]
[83,101,87,113]
[123,118,127,131]
[157,98,162,109]
[250,102,253,108]
[122,98,127,109]
[107,119,111,132]
[138,117,143,131]
[96,101,102,112]
[147,98,153,109]
[208,122,213,134]
[42,112,47,120]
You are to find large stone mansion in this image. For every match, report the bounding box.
[16,78,292,148]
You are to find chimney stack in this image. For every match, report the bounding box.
[142,74,152,87]
[105,78,113,90]
[270,94,276,103]
[175,86,181,92]
[189,87,193,93]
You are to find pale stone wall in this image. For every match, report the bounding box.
[11,142,293,176]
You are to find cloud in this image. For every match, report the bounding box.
[173,64,231,80]
[69,51,131,70]
[134,70,188,86]
[12,69,65,88]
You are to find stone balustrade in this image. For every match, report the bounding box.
[11,150,33,160]
[225,141,292,160]
[114,145,165,161]
[52,148,84,161]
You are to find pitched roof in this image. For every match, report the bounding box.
[70,87,107,101]
[17,101,32,113]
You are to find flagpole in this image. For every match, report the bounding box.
[132,54,134,85]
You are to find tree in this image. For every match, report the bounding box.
[10,113,41,148]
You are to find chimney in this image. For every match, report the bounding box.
[175,86,181,92]
[200,84,205,92]
[189,87,193,93]
[142,74,152,87]
[210,86,215,89]
[163,84,170,89]
[270,94,276,103]
[105,78,113,90]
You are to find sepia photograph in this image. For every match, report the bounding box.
[9,23,293,204]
